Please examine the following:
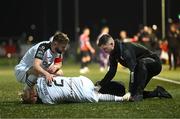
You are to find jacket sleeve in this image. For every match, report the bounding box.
[99,55,118,87]
[122,48,137,89]
[123,48,137,72]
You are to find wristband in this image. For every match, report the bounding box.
[54,58,63,63]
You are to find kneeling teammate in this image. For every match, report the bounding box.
[21,76,127,104]
[15,32,69,88]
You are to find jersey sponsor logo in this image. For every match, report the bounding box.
[37,50,43,55]
[35,42,50,60]
[35,47,45,59]
[36,51,44,58]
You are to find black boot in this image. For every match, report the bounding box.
[154,86,172,99]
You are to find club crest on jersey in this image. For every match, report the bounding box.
[39,46,45,52]
[36,51,43,58]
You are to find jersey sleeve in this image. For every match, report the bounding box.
[123,48,137,72]
[99,55,118,87]
[34,43,49,60]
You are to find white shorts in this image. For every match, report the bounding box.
[78,76,99,102]
[14,64,30,83]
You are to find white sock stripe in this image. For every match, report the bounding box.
[115,96,123,102]
[98,94,116,102]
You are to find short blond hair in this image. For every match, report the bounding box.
[53,32,69,44]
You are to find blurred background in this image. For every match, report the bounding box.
[0,0,179,69]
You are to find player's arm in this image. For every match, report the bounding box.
[123,46,137,72]
[33,58,55,84]
[123,49,136,81]
[122,46,137,94]
[47,62,63,76]
[86,41,95,54]
[34,44,54,84]
[47,54,63,76]
[33,58,49,76]
[98,55,117,87]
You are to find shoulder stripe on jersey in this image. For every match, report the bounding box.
[35,42,51,60]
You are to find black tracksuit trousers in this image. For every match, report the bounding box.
[129,54,162,96]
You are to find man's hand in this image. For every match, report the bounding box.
[90,48,95,54]
[47,64,60,74]
[94,81,101,92]
[122,92,131,101]
[94,85,101,92]
[45,73,55,85]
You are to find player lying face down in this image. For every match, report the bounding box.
[20,75,129,104]
[21,74,172,104]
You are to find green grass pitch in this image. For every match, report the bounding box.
[0,62,180,118]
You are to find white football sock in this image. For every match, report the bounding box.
[115,96,123,102]
[98,93,123,102]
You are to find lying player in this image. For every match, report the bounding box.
[21,75,127,104]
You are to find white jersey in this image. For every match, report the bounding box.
[36,76,98,104]
[15,41,62,83]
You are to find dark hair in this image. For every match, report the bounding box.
[53,32,69,44]
[97,34,112,46]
